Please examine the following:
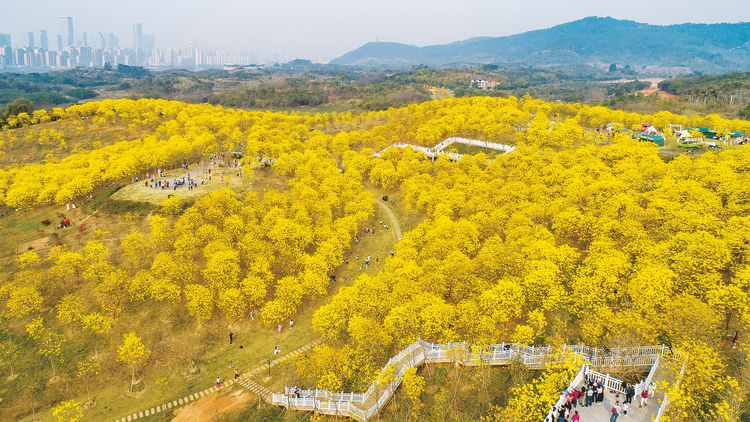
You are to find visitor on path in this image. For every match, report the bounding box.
[648,382,655,398]
[234,369,239,379]
[289,320,294,330]
[610,401,621,421]
[586,386,594,406]
[639,389,648,407]
[622,401,628,416]
[67,203,70,211]
[250,311,254,321]
[274,346,280,355]
[625,384,634,403]
[578,387,585,406]
[229,332,233,344]
[278,324,282,334]
[216,377,222,389]
[572,410,579,422]
[596,383,604,404]
[733,331,739,348]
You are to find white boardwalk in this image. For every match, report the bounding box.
[272,339,682,422]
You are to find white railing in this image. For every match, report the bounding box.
[635,355,660,396]
[441,137,517,153]
[654,360,686,422]
[372,137,516,162]
[544,364,589,422]
[587,368,626,393]
[272,339,678,422]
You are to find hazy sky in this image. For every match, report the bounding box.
[2,0,749,60]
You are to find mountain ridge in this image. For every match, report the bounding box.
[332,17,750,72]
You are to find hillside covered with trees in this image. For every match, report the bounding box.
[332,17,750,73]
[0,96,749,421]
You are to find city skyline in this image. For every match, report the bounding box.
[0,16,322,69]
[1,0,749,62]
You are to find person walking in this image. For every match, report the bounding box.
[277,324,282,334]
[639,389,648,407]
[216,377,222,389]
[622,401,629,416]
[733,331,739,348]
[289,320,294,330]
[234,369,239,380]
[586,386,594,407]
[572,410,579,422]
[229,332,233,344]
[610,401,621,421]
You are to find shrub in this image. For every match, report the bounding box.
[41,219,51,226]
[78,223,87,233]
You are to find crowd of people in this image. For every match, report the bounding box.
[55,215,71,230]
[136,156,241,195]
[548,377,656,422]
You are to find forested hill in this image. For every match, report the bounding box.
[332,17,750,73]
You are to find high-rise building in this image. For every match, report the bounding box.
[59,17,74,47]
[0,34,10,48]
[133,23,143,50]
[144,31,154,57]
[40,30,48,49]
[28,32,34,49]
[57,34,63,51]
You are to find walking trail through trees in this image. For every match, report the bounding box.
[373,200,401,240]
[272,340,682,422]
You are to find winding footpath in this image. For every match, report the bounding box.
[373,199,402,240]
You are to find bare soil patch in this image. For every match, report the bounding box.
[16,237,49,254]
[172,389,254,422]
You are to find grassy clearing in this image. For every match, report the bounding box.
[446,142,507,158]
[110,162,280,205]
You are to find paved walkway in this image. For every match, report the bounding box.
[573,361,671,422]
[108,337,324,422]
[374,199,401,240]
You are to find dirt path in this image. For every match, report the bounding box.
[171,389,252,422]
[374,199,401,240]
